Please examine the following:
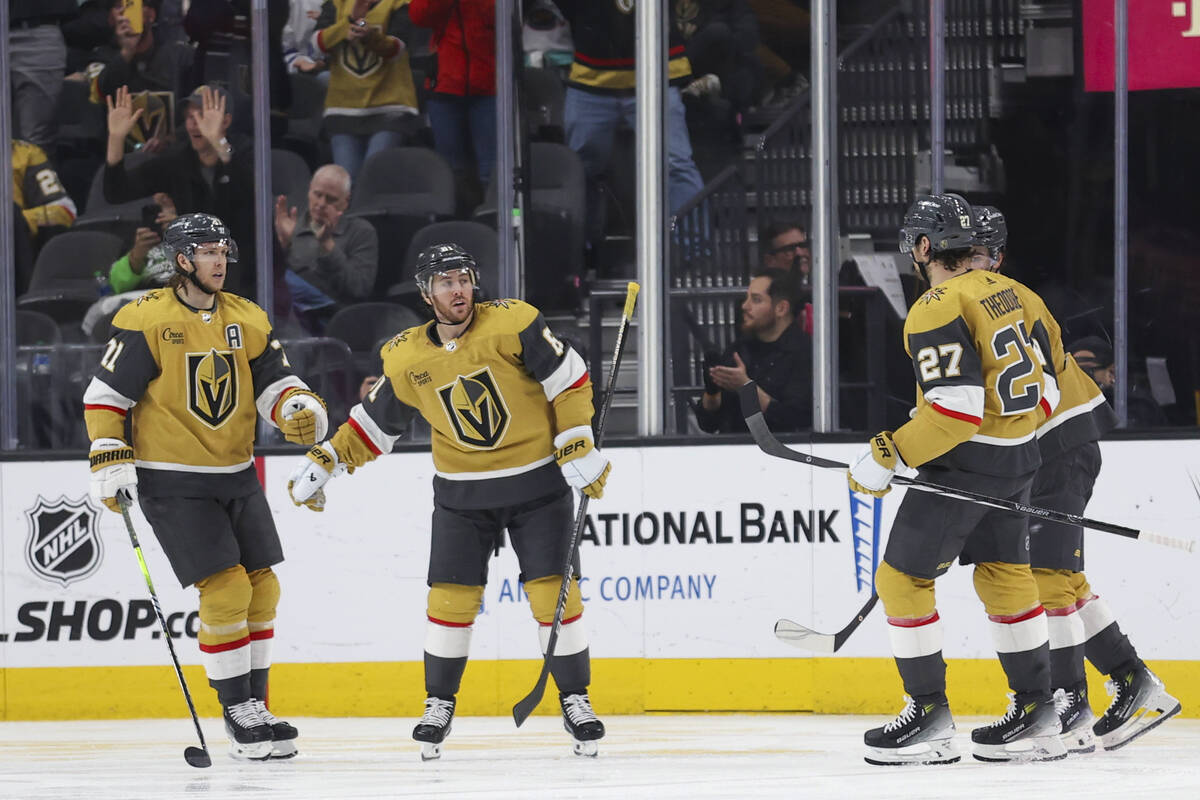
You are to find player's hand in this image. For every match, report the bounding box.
[89,438,138,513]
[275,388,329,445]
[847,430,906,498]
[554,426,611,499]
[288,441,347,511]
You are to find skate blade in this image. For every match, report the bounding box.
[420,742,443,761]
[228,740,275,761]
[1061,727,1096,755]
[1099,700,1182,752]
[572,739,599,757]
[269,740,299,759]
[972,734,1068,763]
[864,740,959,766]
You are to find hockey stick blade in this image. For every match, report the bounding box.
[774,594,879,653]
[185,746,212,768]
[738,382,1196,553]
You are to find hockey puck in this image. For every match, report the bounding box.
[185,746,212,768]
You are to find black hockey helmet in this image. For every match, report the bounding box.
[413,242,478,298]
[898,193,977,254]
[163,212,239,263]
[973,205,1007,261]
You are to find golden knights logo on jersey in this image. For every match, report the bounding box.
[437,367,511,449]
[24,496,104,587]
[188,348,239,428]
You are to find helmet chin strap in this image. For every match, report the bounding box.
[176,256,217,295]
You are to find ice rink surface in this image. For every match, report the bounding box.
[1,714,1197,800]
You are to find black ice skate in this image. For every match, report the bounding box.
[863,695,959,766]
[223,698,275,761]
[560,692,605,757]
[1093,665,1181,751]
[412,696,456,761]
[1053,684,1096,755]
[254,699,299,759]
[971,693,1067,763]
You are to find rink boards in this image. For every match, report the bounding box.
[1,441,1197,720]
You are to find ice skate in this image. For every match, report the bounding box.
[1093,666,1181,751]
[560,692,605,757]
[1053,685,1095,755]
[223,698,275,761]
[413,696,456,761]
[253,699,299,759]
[863,695,959,766]
[971,693,1067,763]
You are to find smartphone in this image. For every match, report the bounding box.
[141,203,162,233]
[122,0,144,35]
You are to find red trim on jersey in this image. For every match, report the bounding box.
[1039,396,1053,419]
[887,612,939,628]
[348,416,383,456]
[199,635,251,654]
[574,46,686,68]
[316,29,328,53]
[540,613,583,627]
[988,606,1045,625]
[84,403,127,417]
[428,616,473,628]
[568,371,589,390]
[254,456,265,488]
[249,628,274,641]
[931,402,982,425]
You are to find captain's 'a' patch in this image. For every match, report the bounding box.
[187,348,239,428]
[437,367,511,449]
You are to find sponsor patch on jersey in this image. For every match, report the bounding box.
[187,348,239,428]
[24,496,104,587]
[437,367,511,449]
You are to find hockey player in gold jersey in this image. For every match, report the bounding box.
[288,243,610,759]
[849,194,1067,765]
[83,213,329,761]
[973,207,1181,753]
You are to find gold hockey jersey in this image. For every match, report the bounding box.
[83,289,309,496]
[13,139,77,234]
[329,299,595,510]
[893,270,1064,477]
[1037,353,1118,459]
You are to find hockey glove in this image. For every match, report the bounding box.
[274,387,329,446]
[554,425,611,499]
[847,430,907,498]
[89,437,138,513]
[287,441,348,511]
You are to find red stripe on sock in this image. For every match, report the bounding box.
[199,635,250,654]
[1044,604,1080,617]
[887,611,939,628]
[428,616,473,628]
[988,606,1045,624]
[541,613,583,627]
[249,629,274,641]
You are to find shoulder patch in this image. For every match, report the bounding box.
[919,286,947,305]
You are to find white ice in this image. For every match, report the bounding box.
[1,715,1198,800]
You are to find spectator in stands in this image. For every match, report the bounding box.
[312,0,420,180]
[760,219,810,284]
[746,0,809,106]
[554,0,705,218]
[1068,336,1169,428]
[274,164,379,334]
[81,193,180,338]
[694,267,812,433]
[94,0,196,103]
[283,0,328,78]
[676,0,763,119]
[409,0,497,193]
[11,139,78,295]
[10,1,79,152]
[102,84,258,297]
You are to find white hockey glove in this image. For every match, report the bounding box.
[847,430,907,498]
[89,437,138,513]
[554,426,611,499]
[287,441,348,512]
[274,387,328,446]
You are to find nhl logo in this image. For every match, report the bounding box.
[24,496,104,587]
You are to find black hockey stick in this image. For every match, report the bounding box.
[775,593,878,653]
[513,282,640,727]
[738,381,1195,552]
[118,497,212,768]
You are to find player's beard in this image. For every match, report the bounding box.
[432,291,473,325]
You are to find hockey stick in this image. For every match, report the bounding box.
[775,593,878,653]
[118,497,212,768]
[738,382,1195,552]
[513,282,640,727]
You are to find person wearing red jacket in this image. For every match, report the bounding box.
[409,0,497,187]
